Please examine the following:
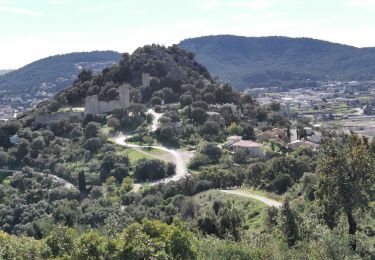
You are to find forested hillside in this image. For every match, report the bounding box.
[0,51,121,94]
[179,35,375,89]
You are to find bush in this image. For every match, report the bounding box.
[188,153,211,170]
[233,149,249,164]
[272,174,292,194]
[151,96,163,105]
[157,125,177,145]
[108,117,121,130]
[180,95,193,107]
[192,101,208,110]
[190,107,208,125]
[83,138,103,152]
[84,122,101,139]
[134,159,169,181]
[198,142,222,163]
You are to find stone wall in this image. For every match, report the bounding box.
[84,84,130,115]
[142,73,150,87]
[119,83,130,107]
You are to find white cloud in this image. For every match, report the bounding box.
[48,0,65,5]
[128,9,148,15]
[231,12,280,22]
[196,0,277,11]
[0,6,43,16]
[344,0,375,8]
[81,2,133,13]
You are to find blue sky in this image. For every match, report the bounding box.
[1,0,375,69]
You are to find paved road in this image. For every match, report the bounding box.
[111,108,193,185]
[220,190,282,208]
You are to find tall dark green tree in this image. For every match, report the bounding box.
[78,171,86,193]
[278,199,299,247]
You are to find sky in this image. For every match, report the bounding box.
[1,0,375,69]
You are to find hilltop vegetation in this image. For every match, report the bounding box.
[179,35,375,89]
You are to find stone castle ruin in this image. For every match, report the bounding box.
[142,73,151,87]
[84,84,130,115]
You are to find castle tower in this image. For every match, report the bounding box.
[142,73,150,87]
[119,84,130,107]
[84,95,99,115]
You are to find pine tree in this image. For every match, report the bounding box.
[78,171,86,193]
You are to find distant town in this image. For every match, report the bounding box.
[248,80,375,139]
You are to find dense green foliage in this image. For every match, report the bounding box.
[179,35,375,89]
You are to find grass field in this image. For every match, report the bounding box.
[193,190,267,231]
[116,147,153,164]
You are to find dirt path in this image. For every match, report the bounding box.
[147,108,163,131]
[111,108,193,186]
[220,190,282,208]
[112,133,192,185]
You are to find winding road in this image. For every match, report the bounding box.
[220,190,282,208]
[111,108,282,210]
[111,108,193,185]
[2,109,282,209]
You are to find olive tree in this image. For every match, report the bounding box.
[316,133,375,250]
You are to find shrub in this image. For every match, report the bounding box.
[83,138,103,152]
[134,159,169,181]
[84,122,101,139]
[272,174,292,194]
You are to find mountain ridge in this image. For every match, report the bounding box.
[0,51,121,92]
[179,35,375,89]
[0,69,14,76]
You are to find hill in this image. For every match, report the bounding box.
[17,44,215,124]
[0,51,121,118]
[0,51,121,94]
[179,35,375,90]
[0,69,13,76]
